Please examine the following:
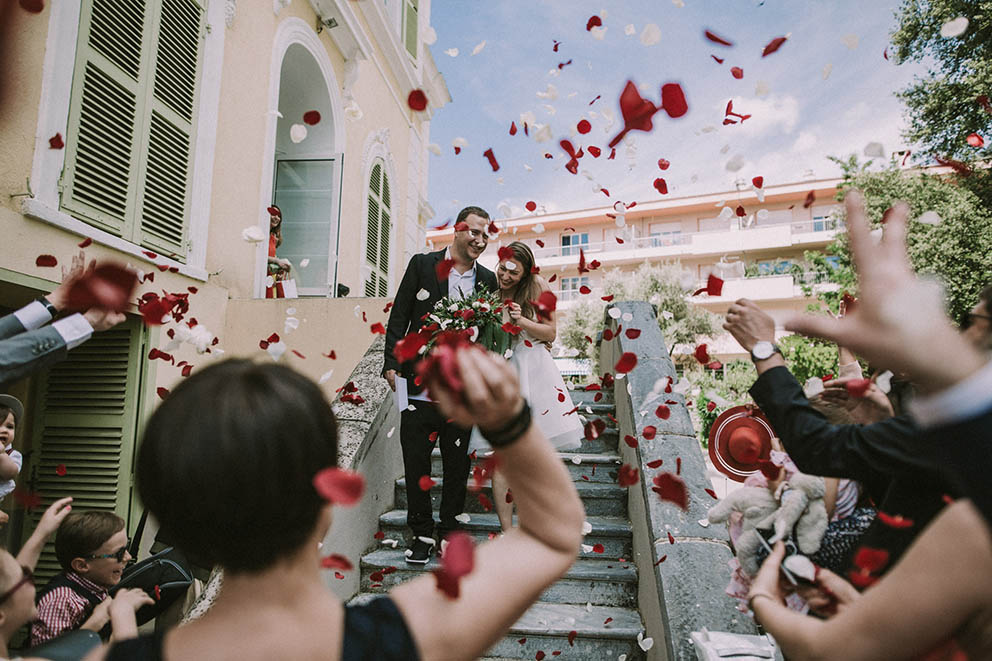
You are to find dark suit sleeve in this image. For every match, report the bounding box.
[749,366,923,502]
[0,325,69,387]
[383,254,423,375]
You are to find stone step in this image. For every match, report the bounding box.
[432,449,624,483]
[395,477,628,517]
[377,510,633,559]
[485,602,645,660]
[360,549,638,607]
[569,389,615,406]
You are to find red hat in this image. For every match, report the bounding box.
[708,405,775,482]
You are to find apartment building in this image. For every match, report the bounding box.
[427,177,844,363]
[0,0,446,577]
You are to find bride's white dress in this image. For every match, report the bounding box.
[470,329,583,453]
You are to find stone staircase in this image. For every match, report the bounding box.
[353,389,648,659]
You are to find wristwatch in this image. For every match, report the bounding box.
[36,296,58,318]
[750,340,781,362]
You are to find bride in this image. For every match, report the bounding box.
[475,241,583,532]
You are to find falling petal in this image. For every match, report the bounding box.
[471,40,486,55]
[939,16,968,38]
[640,23,661,46]
[761,35,788,57]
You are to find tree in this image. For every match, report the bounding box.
[891,0,992,206]
[805,157,992,323]
[558,262,720,371]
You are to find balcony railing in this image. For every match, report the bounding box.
[532,217,840,261]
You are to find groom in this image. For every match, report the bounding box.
[383,206,499,564]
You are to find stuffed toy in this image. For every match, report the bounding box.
[708,473,829,576]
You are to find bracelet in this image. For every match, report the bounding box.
[747,591,781,613]
[480,401,532,448]
[36,296,58,318]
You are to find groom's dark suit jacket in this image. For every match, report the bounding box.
[383,249,498,393]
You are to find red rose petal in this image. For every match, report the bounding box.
[536,652,546,661]
[578,285,591,295]
[374,531,385,540]
[64,263,139,313]
[483,148,499,172]
[877,512,915,529]
[584,418,607,441]
[623,434,638,448]
[762,36,788,57]
[592,543,605,553]
[704,29,734,46]
[608,80,659,148]
[653,178,668,194]
[585,15,602,31]
[418,475,436,491]
[313,467,366,505]
[654,555,667,566]
[370,322,386,335]
[657,158,670,170]
[804,190,816,208]
[705,488,718,499]
[525,201,537,212]
[676,457,682,475]
[436,258,456,281]
[706,401,717,412]
[847,569,878,588]
[647,459,663,468]
[156,387,169,400]
[694,344,710,364]
[35,254,57,268]
[531,291,557,321]
[478,493,493,511]
[655,405,670,420]
[652,472,688,510]
[55,464,67,476]
[407,89,429,111]
[966,133,984,148]
[660,83,688,118]
[303,110,321,125]
[624,328,641,339]
[432,531,475,599]
[320,553,353,571]
[642,425,657,440]
[618,464,639,487]
[588,145,601,157]
[845,378,872,398]
[568,630,577,646]
[730,66,743,79]
[854,547,889,573]
[577,119,592,134]
[711,55,725,64]
[48,132,64,149]
[614,352,637,374]
[668,531,676,544]
[509,121,517,136]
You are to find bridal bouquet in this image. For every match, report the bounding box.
[423,289,513,357]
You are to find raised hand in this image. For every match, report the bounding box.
[785,191,985,393]
[46,249,91,311]
[431,349,524,430]
[36,497,73,538]
[84,308,127,332]
[817,376,894,424]
[724,298,776,352]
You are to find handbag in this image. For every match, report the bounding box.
[690,628,778,660]
[107,512,194,626]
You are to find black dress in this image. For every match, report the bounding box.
[104,596,419,661]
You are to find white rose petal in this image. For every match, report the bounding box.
[422,25,437,45]
[427,143,442,156]
[755,80,770,97]
[471,40,486,55]
[455,513,472,523]
[536,84,558,101]
[444,48,459,57]
[720,143,731,155]
[757,208,770,221]
[265,275,275,288]
[582,520,593,535]
[571,456,582,465]
[590,26,607,40]
[640,23,661,46]
[698,518,710,528]
[289,123,308,143]
[452,137,468,150]
[841,33,859,49]
[637,631,655,651]
[381,538,399,548]
[622,312,633,322]
[608,307,622,319]
[875,370,894,394]
[387,426,395,438]
[822,63,833,80]
[319,369,334,384]
[284,317,300,333]
[581,544,594,553]
[803,377,825,398]
[940,16,968,38]
[354,304,362,318]
[266,341,287,361]
[242,225,266,242]
[533,124,553,143]
[299,258,310,268]
[503,349,514,359]
[917,210,942,225]
[624,23,636,36]
[725,154,745,172]
[719,206,734,220]
[661,310,674,320]
[533,223,545,234]
[756,188,766,203]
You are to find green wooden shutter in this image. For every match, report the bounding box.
[24,318,145,583]
[365,163,382,296]
[60,0,149,236]
[378,208,390,297]
[403,0,418,58]
[134,0,205,260]
[60,0,204,262]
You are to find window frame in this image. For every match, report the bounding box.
[24,0,226,281]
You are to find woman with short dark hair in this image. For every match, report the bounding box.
[95,351,584,660]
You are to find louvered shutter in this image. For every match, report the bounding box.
[134,0,205,260]
[403,0,418,58]
[377,208,390,297]
[24,319,144,583]
[365,163,382,296]
[60,0,148,236]
[60,0,204,262]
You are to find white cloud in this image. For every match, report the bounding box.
[792,131,818,151]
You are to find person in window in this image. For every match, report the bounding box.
[265,205,292,299]
[94,353,584,660]
[0,396,24,520]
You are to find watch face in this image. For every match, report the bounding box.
[753,342,774,360]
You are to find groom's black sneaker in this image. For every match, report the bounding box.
[404,536,436,564]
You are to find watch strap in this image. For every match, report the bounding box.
[36,297,58,318]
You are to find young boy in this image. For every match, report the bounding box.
[31,510,151,645]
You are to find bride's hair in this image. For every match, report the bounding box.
[504,241,545,321]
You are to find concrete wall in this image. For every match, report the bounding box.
[601,302,760,660]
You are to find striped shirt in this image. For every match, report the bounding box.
[31,572,108,645]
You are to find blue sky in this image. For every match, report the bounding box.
[425,0,928,227]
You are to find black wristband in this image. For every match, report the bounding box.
[480,401,532,448]
[36,297,58,318]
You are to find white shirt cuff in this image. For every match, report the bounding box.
[51,314,94,351]
[908,359,992,429]
[13,300,53,331]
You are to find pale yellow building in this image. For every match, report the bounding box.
[0,0,446,576]
[427,177,845,364]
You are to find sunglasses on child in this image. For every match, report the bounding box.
[86,542,129,563]
[0,566,34,604]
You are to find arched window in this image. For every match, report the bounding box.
[365,159,391,296]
